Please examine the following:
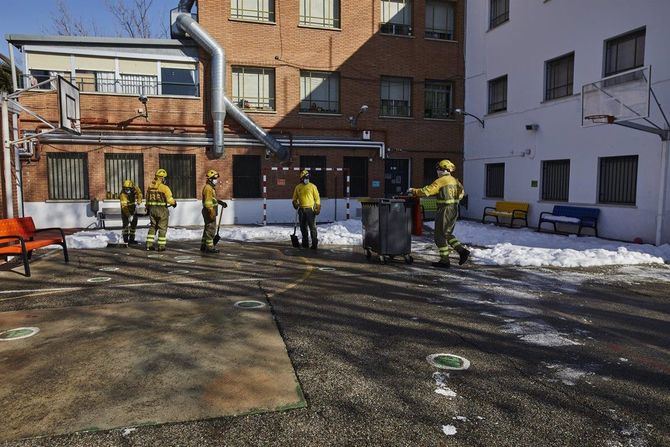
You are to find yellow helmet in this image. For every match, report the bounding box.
[155,168,168,178]
[299,169,310,179]
[206,169,219,179]
[436,159,456,172]
[122,179,134,188]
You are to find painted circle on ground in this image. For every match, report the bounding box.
[147,254,164,258]
[0,327,40,341]
[169,270,190,275]
[318,267,336,271]
[176,259,196,264]
[234,300,266,309]
[174,255,193,260]
[99,266,119,272]
[87,277,112,283]
[224,253,239,257]
[426,353,471,371]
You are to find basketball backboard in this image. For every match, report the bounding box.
[57,75,81,135]
[582,66,651,127]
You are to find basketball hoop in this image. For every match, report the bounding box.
[584,114,615,125]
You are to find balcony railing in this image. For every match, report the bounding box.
[380,22,412,36]
[21,74,200,97]
[380,99,410,117]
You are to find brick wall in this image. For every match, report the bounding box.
[14,0,465,208]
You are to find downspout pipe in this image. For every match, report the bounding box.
[174,1,224,158]
[173,0,289,161]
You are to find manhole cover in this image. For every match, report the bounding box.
[99,266,119,272]
[427,353,471,371]
[169,270,190,275]
[234,300,266,309]
[318,267,336,271]
[177,259,196,264]
[0,327,40,341]
[88,277,112,283]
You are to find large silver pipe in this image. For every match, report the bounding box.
[174,11,225,158]
[224,97,288,160]
[173,0,288,161]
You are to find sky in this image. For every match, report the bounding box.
[0,0,175,41]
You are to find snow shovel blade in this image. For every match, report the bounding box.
[213,233,221,246]
[291,234,301,248]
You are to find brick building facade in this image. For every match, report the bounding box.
[4,0,464,227]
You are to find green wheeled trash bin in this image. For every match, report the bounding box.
[361,198,413,264]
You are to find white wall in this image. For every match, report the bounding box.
[23,198,361,229]
[463,0,670,244]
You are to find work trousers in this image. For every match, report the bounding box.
[298,207,318,247]
[201,207,217,248]
[434,204,463,261]
[121,206,138,242]
[146,206,169,249]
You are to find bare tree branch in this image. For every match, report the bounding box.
[50,0,97,36]
[105,0,157,39]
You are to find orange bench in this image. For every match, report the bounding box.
[0,217,69,277]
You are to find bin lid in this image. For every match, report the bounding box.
[360,198,406,204]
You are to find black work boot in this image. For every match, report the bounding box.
[432,258,451,269]
[301,239,309,248]
[157,246,166,252]
[310,238,318,250]
[123,234,129,244]
[456,246,470,265]
[128,237,138,245]
[200,244,207,252]
[205,247,219,254]
[146,245,154,251]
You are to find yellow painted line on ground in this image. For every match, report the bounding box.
[266,256,315,299]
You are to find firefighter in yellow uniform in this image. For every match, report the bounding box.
[292,170,321,249]
[409,159,470,268]
[201,169,227,253]
[145,168,176,251]
[119,179,143,245]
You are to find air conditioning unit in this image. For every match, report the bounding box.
[17,132,36,158]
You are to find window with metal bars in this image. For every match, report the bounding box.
[545,53,574,101]
[598,155,638,205]
[300,155,327,196]
[604,28,645,77]
[232,66,276,111]
[541,159,570,202]
[231,0,275,22]
[47,152,89,200]
[380,0,413,36]
[105,153,144,200]
[489,0,509,29]
[424,80,452,119]
[485,163,505,198]
[425,0,455,40]
[233,155,262,198]
[380,76,412,117]
[300,0,340,28]
[158,154,196,199]
[343,157,368,197]
[488,75,507,114]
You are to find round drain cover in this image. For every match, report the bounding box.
[426,353,471,371]
[234,300,266,309]
[147,254,164,258]
[0,327,40,341]
[88,277,112,283]
[174,256,193,260]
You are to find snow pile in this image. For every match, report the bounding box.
[59,220,363,250]
[501,320,580,347]
[425,220,669,267]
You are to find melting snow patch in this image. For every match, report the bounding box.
[441,425,457,436]
[453,416,468,422]
[545,363,591,386]
[502,321,580,347]
[121,428,136,436]
[433,372,457,399]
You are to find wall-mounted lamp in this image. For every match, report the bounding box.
[138,94,149,121]
[454,108,485,128]
[348,104,369,128]
[525,123,539,131]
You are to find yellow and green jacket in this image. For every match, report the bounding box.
[411,174,464,206]
[202,183,218,210]
[119,186,143,217]
[146,179,176,207]
[292,182,321,209]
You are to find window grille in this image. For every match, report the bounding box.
[231,0,275,21]
[158,154,196,199]
[485,163,505,198]
[381,76,412,117]
[545,53,574,101]
[424,81,452,119]
[604,28,645,77]
[489,0,509,29]
[541,159,570,202]
[598,155,638,205]
[232,66,276,111]
[47,152,89,200]
[300,71,340,113]
[105,153,144,200]
[425,0,455,40]
[300,0,340,28]
[233,155,262,198]
[488,75,507,113]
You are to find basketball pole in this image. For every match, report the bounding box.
[1,94,14,218]
[656,138,669,246]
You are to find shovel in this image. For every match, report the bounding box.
[290,210,301,248]
[213,204,225,246]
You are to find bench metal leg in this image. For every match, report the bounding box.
[62,240,69,263]
[22,251,31,277]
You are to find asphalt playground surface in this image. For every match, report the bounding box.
[0,234,669,446]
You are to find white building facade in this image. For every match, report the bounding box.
[462,0,670,244]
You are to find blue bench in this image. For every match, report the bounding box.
[538,205,600,237]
